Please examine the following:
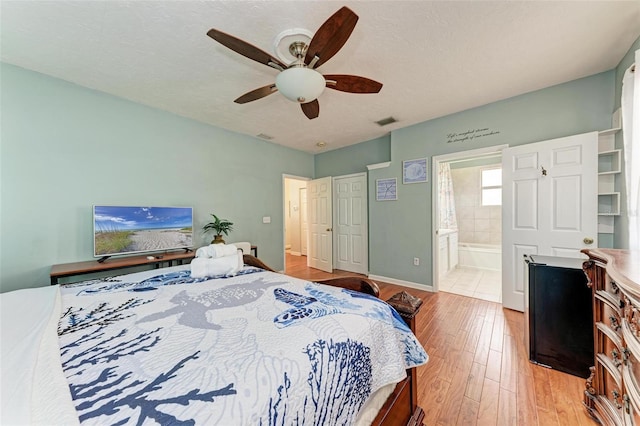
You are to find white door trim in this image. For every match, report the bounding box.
[300,187,308,256]
[282,174,311,271]
[431,145,508,292]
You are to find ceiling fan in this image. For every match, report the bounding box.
[207,6,383,119]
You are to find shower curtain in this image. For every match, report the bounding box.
[438,162,457,230]
[622,51,639,249]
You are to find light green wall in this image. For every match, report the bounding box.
[366,71,614,285]
[3,45,633,292]
[0,63,314,293]
[314,134,390,178]
[613,36,640,249]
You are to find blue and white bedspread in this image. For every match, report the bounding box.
[57,265,428,425]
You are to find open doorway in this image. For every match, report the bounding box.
[283,173,369,276]
[283,175,309,272]
[432,146,507,303]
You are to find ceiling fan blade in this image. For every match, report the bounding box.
[301,100,320,119]
[234,84,278,104]
[305,6,358,69]
[324,75,383,93]
[207,29,286,71]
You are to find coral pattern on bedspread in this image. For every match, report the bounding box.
[57,266,428,425]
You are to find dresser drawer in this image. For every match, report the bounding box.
[594,357,625,424]
[596,322,624,376]
[623,294,640,347]
[605,274,623,300]
[622,363,640,426]
[623,319,640,422]
[596,294,623,339]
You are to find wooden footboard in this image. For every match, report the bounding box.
[313,276,380,297]
[242,254,425,425]
[243,255,381,297]
[373,291,425,426]
[243,254,276,272]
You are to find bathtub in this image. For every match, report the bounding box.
[458,242,501,271]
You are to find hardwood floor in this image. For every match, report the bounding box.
[284,253,594,426]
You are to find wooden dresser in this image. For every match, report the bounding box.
[582,249,640,424]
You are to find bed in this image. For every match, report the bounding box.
[1,254,428,425]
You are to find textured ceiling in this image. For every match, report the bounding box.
[2,1,639,153]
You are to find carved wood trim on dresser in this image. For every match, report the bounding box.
[582,249,640,425]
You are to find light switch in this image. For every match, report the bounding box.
[263,216,271,224]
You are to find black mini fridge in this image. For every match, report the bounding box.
[524,255,594,378]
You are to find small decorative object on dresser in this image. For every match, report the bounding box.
[582,248,640,425]
[202,213,233,244]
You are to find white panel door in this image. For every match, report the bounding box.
[307,176,333,273]
[334,173,368,274]
[502,132,598,311]
[300,187,308,256]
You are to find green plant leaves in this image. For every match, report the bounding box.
[202,213,234,236]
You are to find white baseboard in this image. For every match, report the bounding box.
[367,274,434,293]
[289,251,301,256]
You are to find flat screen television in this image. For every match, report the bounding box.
[93,206,193,260]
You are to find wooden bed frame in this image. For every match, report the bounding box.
[243,254,425,426]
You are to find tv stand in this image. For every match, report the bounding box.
[97,256,111,263]
[50,251,196,285]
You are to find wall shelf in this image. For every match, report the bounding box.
[597,124,621,234]
[598,128,621,137]
[598,149,621,174]
[598,192,620,216]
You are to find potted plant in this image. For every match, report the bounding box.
[203,214,234,244]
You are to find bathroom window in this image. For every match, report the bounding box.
[481,167,502,206]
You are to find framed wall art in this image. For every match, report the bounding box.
[376,178,397,201]
[403,158,428,184]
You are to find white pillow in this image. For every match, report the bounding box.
[190,251,243,278]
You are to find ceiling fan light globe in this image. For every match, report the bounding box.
[275,67,326,103]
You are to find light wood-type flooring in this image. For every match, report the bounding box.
[284,253,594,426]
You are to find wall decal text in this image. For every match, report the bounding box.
[446,128,501,144]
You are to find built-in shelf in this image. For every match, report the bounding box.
[598,128,621,137]
[597,123,622,233]
[598,149,622,174]
[598,192,621,216]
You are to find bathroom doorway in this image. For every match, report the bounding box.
[283,175,310,272]
[432,145,507,303]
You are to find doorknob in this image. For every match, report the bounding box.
[583,237,594,245]
[326,228,332,232]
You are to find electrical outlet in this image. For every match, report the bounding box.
[413,257,419,266]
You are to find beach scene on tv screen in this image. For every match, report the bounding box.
[94,206,193,256]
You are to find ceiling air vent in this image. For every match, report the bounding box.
[256,133,274,140]
[375,116,397,126]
